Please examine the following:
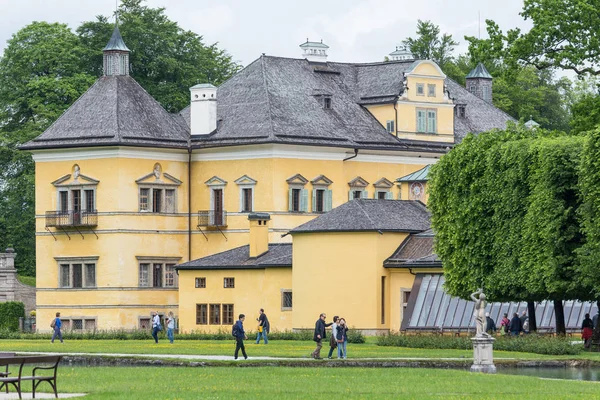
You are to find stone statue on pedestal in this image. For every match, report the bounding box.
[471,288,490,337]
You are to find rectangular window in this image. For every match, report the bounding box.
[152,189,162,213]
[224,277,235,288]
[165,189,175,213]
[417,109,426,132]
[315,189,325,212]
[291,188,300,212]
[427,109,437,133]
[417,108,437,133]
[381,276,386,324]
[195,277,206,288]
[222,304,234,325]
[402,290,411,312]
[85,263,96,287]
[323,97,332,109]
[165,264,176,288]
[59,191,68,212]
[139,188,150,211]
[72,319,83,330]
[427,84,436,97]
[85,319,97,331]
[378,191,387,200]
[139,318,151,329]
[139,263,150,287]
[72,264,83,288]
[153,263,163,288]
[416,83,424,96]
[60,264,70,288]
[242,188,253,212]
[84,190,95,211]
[469,85,477,94]
[386,120,395,134]
[209,304,221,324]
[196,304,208,325]
[353,190,362,199]
[282,290,293,310]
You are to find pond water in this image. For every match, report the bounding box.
[499,367,600,382]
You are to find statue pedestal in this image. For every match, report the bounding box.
[470,336,496,374]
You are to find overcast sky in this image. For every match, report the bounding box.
[0,0,531,66]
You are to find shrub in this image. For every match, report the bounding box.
[347,329,366,344]
[376,333,579,355]
[0,302,25,332]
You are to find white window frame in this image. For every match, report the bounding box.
[136,257,181,288]
[138,185,177,213]
[386,120,395,134]
[55,256,98,289]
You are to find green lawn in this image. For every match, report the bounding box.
[0,338,592,360]
[19,366,600,399]
[16,274,35,287]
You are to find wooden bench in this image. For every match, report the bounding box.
[0,355,62,399]
[0,353,16,379]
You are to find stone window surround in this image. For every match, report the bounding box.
[235,175,257,213]
[138,185,178,213]
[55,256,98,289]
[136,256,181,289]
[281,289,293,311]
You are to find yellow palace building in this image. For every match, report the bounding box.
[22,28,513,332]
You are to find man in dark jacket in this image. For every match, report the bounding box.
[311,313,333,359]
[509,312,522,336]
[233,314,248,360]
[256,308,270,344]
[485,312,496,335]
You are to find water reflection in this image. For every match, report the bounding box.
[500,367,600,382]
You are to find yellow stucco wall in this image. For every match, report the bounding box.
[178,267,292,333]
[291,231,407,331]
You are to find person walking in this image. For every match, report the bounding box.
[255,308,270,344]
[500,313,510,336]
[509,312,522,336]
[327,316,339,359]
[233,314,248,360]
[166,311,175,344]
[336,318,349,359]
[485,312,497,335]
[50,312,63,344]
[311,313,332,359]
[582,313,594,349]
[520,311,529,334]
[151,311,161,344]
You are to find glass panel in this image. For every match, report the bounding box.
[209,304,221,324]
[434,293,452,328]
[72,319,83,330]
[283,291,293,308]
[139,264,150,287]
[443,296,460,327]
[417,275,440,327]
[490,303,501,324]
[60,264,70,287]
[152,189,162,213]
[59,191,68,212]
[85,264,95,287]
[139,318,151,329]
[165,189,175,213]
[165,264,176,287]
[85,190,95,211]
[452,300,467,327]
[461,302,475,327]
[425,276,443,327]
[409,275,431,327]
[72,264,82,288]
[84,319,96,330]
[541,301,555,328]
[568,300,582,328]
[153,264,163,287]
[140,188,149,211]
[222,304,234,325]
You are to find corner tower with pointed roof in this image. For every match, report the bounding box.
[465,62,493,103]
[103,25,130,76]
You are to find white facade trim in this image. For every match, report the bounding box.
[32,147,189,163]
[396,100,455,108]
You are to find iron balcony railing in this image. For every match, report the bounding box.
[197,210,227,227]
[45,210,98,228]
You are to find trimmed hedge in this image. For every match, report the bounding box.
[0,328,365,343]
[376,333,580,355]
[0,302,25,332]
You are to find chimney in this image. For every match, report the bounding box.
[248,213,270,258]
[300,39,329,63]
[190,83,217,135]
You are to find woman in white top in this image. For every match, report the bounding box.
[327,316,339,359]
[166,311,175,344]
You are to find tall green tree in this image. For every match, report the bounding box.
[403,20,458,70]
[77,0,240,112]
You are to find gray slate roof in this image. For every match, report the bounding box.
[176,243,292,270]
[103,26,130,52]
[466,63,493,79]
[397,165,430,182]
[21,76,189,150]
[384,229,441,268]
[289,199,430,234]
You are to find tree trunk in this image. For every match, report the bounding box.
[527,301,537,332]
[554,299,566,336]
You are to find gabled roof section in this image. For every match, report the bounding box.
[52,174,99,186]
[176,243,292,270]
[300,40,329,49]
[20,76,189,151]
[136,166,182,185]
[466,63,492,79]
[286,174,309,185]
[348,176,369,187]
[384,229,441,268]
[205,176,227,186]
[103,25,130,52]
[290,199,430,234]
[374,177,394,188]
[235,175,257,185]
[311,175,333,186]
[397,165,431,182]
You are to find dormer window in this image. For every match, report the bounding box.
[323,96,332,109]
[456,104,466,118]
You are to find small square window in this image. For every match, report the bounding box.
[282,290,293,310]
[224,277,235,288]
[427,84,436,97]
[72,319,83,330]
[353,190,362,199]
[386,120,395,134]
[378,191,387,200]
[195,277,206,288]
[416,83,425,96]
[139,318,151,329]
[323,97,332,109]
[85,319,96,331]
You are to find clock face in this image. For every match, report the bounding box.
[410,182,424,199]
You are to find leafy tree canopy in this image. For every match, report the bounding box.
[402,20,458,69]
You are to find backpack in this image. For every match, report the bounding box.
[232,323,238,338]
[50,318,56,328]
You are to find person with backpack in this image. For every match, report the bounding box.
[255,308,270,344]
[233,314,248,360]
[50,312,63,344]
[336,318,349,359]
[151,311,161,344]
